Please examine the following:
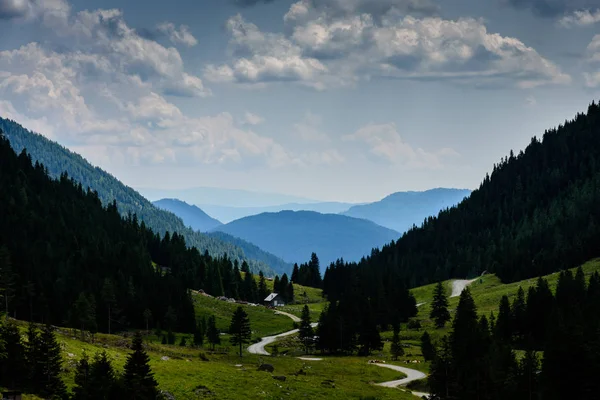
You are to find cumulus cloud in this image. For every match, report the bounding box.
[343,122,458,169]
[0,0,29,19]
[583,34,600,87]
[243,112,265,125]
[206,2,570,90]
[559,8,600,27]
[156,22,198,46]
[292,112,330,142]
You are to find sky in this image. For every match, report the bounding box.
[0,0,599,203]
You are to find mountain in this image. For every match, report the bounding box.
[0,117,279,276]
[200,202,359,224]
[138,186,319,207]
[341,188,471,233]
[153,198,223,232]
[330,101,600,288]
[211,211,401,270]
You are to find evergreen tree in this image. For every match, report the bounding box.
[390,325,404,360]
[24,322,40,388]
[0,318,25,389]
[258,271,269,303]
[38,324,68,400]
[179,336,187,347]
[143,309,152,333]
[429,336,455,398]
[357,306,382,356]
[511,287,527,343]
[89,351,118,400]
[229,307,252,358]
[291,263,299,283]
[420,331,436,361]
[495,295,512,343]
[279,274,290,303]
[193,318,205,347]
[430,281,451,328]
[298,305,314,354]
[206,315,220,351]
[101,279,116,335]
[0,246,15,316]
[72,352,91,400]
[516,349,539,400]
[122,331,158,400]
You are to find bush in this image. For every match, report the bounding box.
[407,319,422,330]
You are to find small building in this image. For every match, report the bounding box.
[264,293,285,307]
[2,391,22,400]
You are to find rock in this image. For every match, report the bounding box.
[161,356,170,361]
[273,376,287,382]
[235,364,243,367]
[158,390,176,400]
[194,385,213,396]
[67,353,75,358]
[258,363,275,372]
[293,369,306,376]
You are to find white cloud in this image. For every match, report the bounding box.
[243,111,265,125]
[293,112,330,142]
[343,122,458,169]
[583,34,600,87]
[525,95,537,106]
[559,9,600,27]
[207,3,570,90]
[157,22,198,47]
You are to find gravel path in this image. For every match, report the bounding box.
[372,363,427,388]
[450,278,477,298]
[247,323,318,355]
[274,310,301,322]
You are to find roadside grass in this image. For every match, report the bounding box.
[7,319,422,400]
[192,293,295,340]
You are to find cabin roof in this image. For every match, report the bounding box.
[264,293,279,302]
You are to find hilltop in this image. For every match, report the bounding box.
[212,210,400,269]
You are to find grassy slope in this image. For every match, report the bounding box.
[8,320,419,400]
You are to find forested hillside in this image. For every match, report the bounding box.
[212,210,400,269]
[0,117,278,276]
[341,101,600,288]
[154,198,223,232]
[0,131,282,333]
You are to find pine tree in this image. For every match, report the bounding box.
[0,319,25,389]
[179,336,187,347]
[38,324,68,399]
[101,279,116,335]
[206,315,220,351]
[298,305,314,354]
[429,336,454,398]
[430,281,451,328]
[123,331,158,400]
[258,271,269,303]
[193,318,205,347]
[291,263,299,283]
[495,295,512,343]
[72,352,91,400]
[420,331,436,361]
[143,309,152,333]
[0,246,15,316]
[390,325,404,360]
[90,351,118,399]
[24,322,40,388]
[229,306,252,358]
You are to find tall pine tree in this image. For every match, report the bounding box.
[229,307,252,358]
[430,281,451,328]
[122,331,158,400]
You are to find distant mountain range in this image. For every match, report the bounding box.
[342,188,472,233]
[139,186,319,207]
[154,199,223,232]
[210,210,401,271]
[200,202,359,224]
[0,117,289,277]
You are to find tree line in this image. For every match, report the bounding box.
[425,267,600,399]
[0,131,278,336]
[337,101,600,290]
[291,252,323,288]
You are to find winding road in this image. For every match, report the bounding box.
[450,278,478,298]
[248,322,318,355]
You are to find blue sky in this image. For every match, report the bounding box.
[1,0,599,202]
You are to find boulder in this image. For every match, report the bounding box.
[258,363,275,372]
[273,376,287,382]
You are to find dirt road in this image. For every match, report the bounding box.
[450,278,477,298]
[247,323,318,355]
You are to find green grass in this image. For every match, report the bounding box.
[192,293,295,340]
[8,319,423,400]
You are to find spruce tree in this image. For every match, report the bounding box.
[420,331,436,361]
[123,331,158,400]
[298,305,314,354]
[193,318,205,347]
[0,246,15,315]
[206,315,220,351]
[90,351,118,399]
[291,264,299,283]
[0,318,25,389]
[390,324,404,360]
[38,324,68,400]
[72,352,91,400]
[229,306,252,357]
[430,281,451,328]
[495,295,512,343]
[101,279,116,335]
[428,336,454,398]
[258,271,269,303]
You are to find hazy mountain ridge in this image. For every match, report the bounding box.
[211,210,401,271]
[342,188,472,233]
[153,198,223,232]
